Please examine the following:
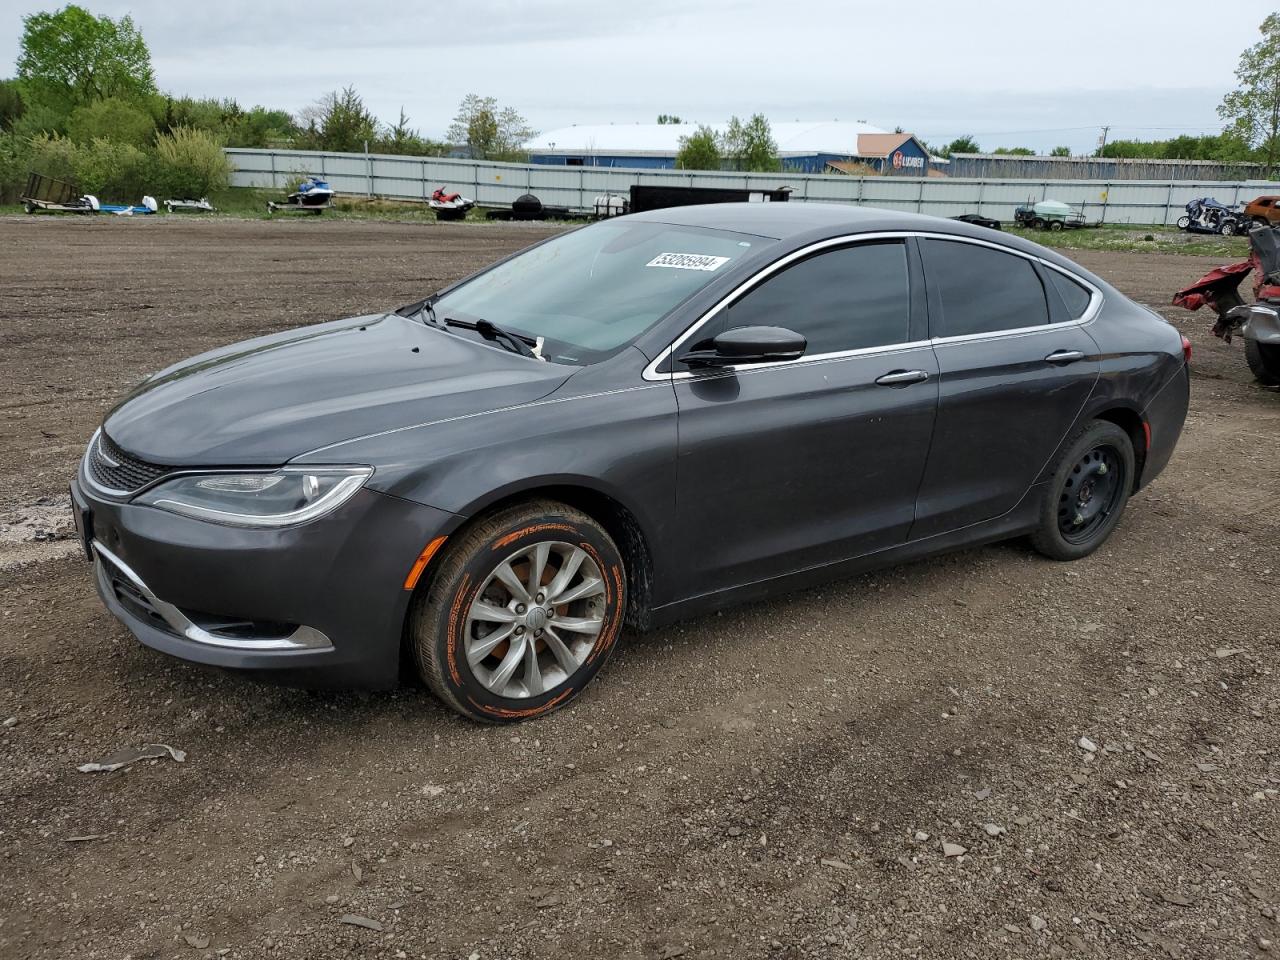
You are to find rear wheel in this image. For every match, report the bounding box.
[1031,218,1045,230]
[1244,338,1280,386]
[1219,219,1238,236]
[1176,215,1191,230]
[1048,220,1064,232]
[1031,420,1135,561]
[410,500,626,723]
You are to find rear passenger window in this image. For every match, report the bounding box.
[922,239,1049,337]
[1045,269,1092,319]
[722,241,910,353]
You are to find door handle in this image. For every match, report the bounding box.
[875,369,930,386]
[1044,349,1086,364]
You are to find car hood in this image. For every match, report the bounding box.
[103,314,575,465]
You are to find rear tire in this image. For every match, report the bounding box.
[1031,420,1135,561]
[1245,338,1280,386]
[1176,216,1191,230]
[1048,220,1064,232]
[1219,220,1238,237]
[410,500,626,723]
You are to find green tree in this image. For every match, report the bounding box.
[298,86,379,153]
[17,5,155,115]
[1219,12,1280,174]
[656,113,682,124]
[0,79,25,132]
[992,146,1035,155]
[676,125,721,170]
[937,135,980,158]
[1050,145,1071,157]
[446,94,534,160]
[66,96,155,146]
[229,107,298,148]
[738,113,781,172]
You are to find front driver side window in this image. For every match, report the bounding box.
[721,241,911,354]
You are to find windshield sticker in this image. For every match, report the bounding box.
[646,252,731,272]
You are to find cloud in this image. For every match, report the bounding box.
[2,0,1270,152]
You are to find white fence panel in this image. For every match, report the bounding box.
[225,148,1270,225]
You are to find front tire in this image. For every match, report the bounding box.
[410,500,626,723]
[1031,420,1135,561]
[1176,215,1191,230]
[1245,338,1280,386]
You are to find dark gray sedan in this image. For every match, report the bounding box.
[71,203,1190,722]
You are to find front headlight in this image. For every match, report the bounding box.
[134,466,372,527]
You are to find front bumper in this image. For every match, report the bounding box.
[72,472,459,688]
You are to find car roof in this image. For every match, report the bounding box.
[626,201,1111,289]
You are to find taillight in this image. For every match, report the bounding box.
[1181,335,1192,364]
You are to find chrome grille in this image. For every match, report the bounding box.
[86,431,169,494]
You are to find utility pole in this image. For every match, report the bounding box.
[1097,125,1111,156]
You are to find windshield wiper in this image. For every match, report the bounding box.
[444,316,539,359]
[396,296,444,328]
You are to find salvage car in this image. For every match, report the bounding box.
[1244,195,1280,226]
[72,204,1191,722]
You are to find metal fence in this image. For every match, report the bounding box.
[227,147,1275,226]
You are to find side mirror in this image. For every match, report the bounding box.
[680,325,807,368]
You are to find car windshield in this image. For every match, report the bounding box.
[431,219,773,363]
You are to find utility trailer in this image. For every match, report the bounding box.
[1014,199,1095,232]
[165,198,215,213]
[20,172,95,214]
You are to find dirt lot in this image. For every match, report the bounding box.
[1,217,1278,960]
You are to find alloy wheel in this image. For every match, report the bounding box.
[464,541,606,698]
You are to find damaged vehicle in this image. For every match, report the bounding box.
[1176,197,1243,236]
[1174,223,1280,384]
[72,204,1190,722]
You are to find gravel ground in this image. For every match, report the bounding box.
[0,216,1277,960]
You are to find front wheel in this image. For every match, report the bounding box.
[1176,216,1191,230]
[1245,338,1280,386]
[1031,420,1135,561]
[410,500,626,722]
[1048,220,1064,232]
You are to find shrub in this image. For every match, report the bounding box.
[26,133,154,201]
[75,138,155,200]
[66,97,156,147]
[154,126,231,198]
[0,132,32,202]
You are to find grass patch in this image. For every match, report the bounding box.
[1007,224,1249,258]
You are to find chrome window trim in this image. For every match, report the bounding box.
[641,230,1104,382]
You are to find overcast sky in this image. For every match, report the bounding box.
[2,0,1273,152]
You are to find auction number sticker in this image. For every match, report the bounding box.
[646,252,730,271]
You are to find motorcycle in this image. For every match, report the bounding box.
[428,187,475,221]
[1173,223,1280,384]
[1176,197,1243,236]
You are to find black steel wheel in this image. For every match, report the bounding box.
[1244,338,1280,386]
[1031,420,1135,561]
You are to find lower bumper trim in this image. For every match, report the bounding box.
[92,541,333,652]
